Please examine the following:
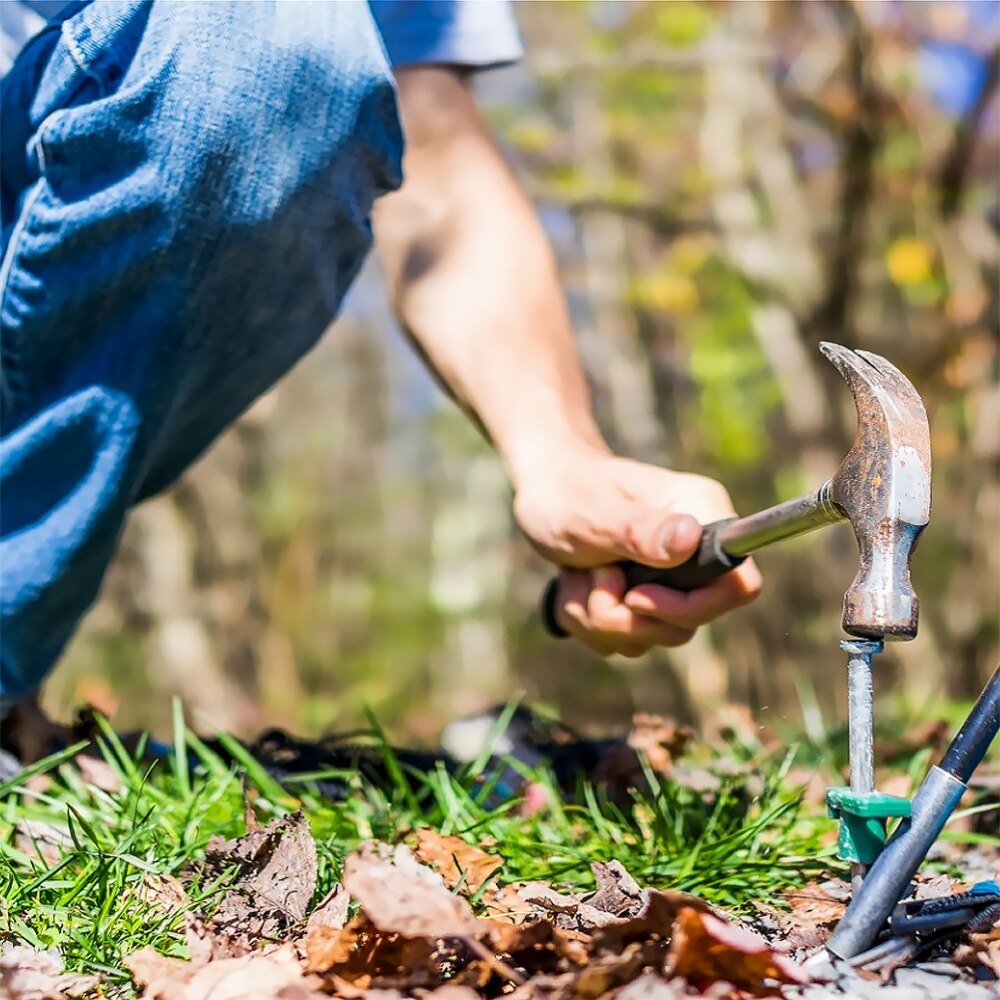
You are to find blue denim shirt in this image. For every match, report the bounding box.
[2,0,523,78]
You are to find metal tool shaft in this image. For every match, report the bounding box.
[714,481,843,557]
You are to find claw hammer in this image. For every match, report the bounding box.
[541,340,932,642]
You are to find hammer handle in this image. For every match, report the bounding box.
[541,487,844,638]
[617,518,745,591]
[541,519,744,637]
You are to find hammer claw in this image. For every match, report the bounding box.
[855,349,923,406]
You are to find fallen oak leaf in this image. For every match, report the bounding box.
[343,843,483,939]
[410,829,503,897]
[75,752,123,793]
[518,883,580,915]
[135,872,189,915]
[197,810,318,952]
[425,986,482,1000]
[305,913,437,988]
[503,970,578,1000]
[590,888,714,954]
[587,860,644,918]
[486,918,589,971]
[127,943,326,999]
[573,940,667,999]
[626,714,694,776]
[13,819,73,868]
[961,911,1000,977]
[479,880,538,925]
[911,873,968,900]
[125,948,195,993]
[307,883,351,933]
[666,908,810,997]
[518,882,628,932]
[322,846,524,990]
[0,944,100,999]
[615,972,689,1000]
[764,880,849,949]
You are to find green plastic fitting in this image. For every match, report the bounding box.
[826,786,913,865]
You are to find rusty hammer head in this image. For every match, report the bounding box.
[820,342,931,641]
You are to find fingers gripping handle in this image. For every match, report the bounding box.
[540,518,744,638]
[619,518,744,589]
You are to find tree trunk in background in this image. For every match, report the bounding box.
[131,496,257,732]
[429,435,512,716]
[569,77,668,466]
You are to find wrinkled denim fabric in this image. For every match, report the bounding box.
[0,0,403,712]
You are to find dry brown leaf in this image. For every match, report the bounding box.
[758,880,849,951]
[305,913,437,988]
[572,940,665,998]
[75,752,123,792]
[517,882,627,933]
[425,986,482,1000]
[199,810,318,951]
[125,948,194,991]
[0,945,100,999]
[912,873,967,899]
[518,883,580,915]
[627,714,694,776]
[503,970,578,1000]
[343,843,483,939]
[479,880,538,925]
[591,888,713,954]
[486,917,589,970]
[127,943,325,999]
[445,958,495,990]
[13,820,73,868]
[305,921,355,973]
[307,883,351,933]
[616,972,688,1000]
[965,914,1000,977]
[587,860,644,918]
[410,828,503,897]
[782,881,848,927]
[666,907,809,997]
[136,872,189,914]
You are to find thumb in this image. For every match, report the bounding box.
[612,510,703,568]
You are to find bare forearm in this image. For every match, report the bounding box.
[373,68,606,487]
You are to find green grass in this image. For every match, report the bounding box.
[1,706,990,997]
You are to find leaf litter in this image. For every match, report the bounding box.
[4,710,998,999]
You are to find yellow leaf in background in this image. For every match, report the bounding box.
[629,273,700,314]
[886,237,933,286]
[504,119,556,155]
[653,1,713,48]
[668,234,713,276]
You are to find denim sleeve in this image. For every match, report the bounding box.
[367,0,522,70]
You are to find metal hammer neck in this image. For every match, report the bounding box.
[718,480,844,557]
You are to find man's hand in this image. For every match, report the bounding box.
[514,446,762,656]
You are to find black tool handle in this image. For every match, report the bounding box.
[541,518,745,638]
[939,666,1000,783]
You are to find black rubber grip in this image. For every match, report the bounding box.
[539,518,746,639]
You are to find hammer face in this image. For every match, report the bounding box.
[820,344,932,641]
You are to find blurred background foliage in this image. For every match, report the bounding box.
[46,0,999,743]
